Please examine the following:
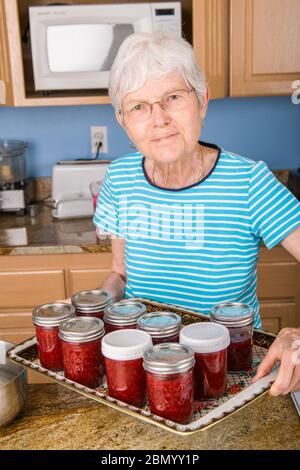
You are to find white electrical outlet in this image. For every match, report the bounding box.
[90,126,108,154]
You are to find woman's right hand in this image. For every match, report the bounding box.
[252,327,300,395]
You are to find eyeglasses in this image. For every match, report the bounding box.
[120,89,196,123]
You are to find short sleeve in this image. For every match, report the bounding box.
[93,168,125,238]
[249,161,300,249]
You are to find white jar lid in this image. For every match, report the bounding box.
[102,329,153,361]
[180,322,230,353]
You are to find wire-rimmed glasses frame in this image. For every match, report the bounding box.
[119,88,196,123]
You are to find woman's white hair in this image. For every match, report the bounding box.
[109,31,207,112]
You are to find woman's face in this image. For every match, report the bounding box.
[117,71,208,164]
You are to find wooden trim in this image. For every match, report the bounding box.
[0,252,112,270]
[193,0,229,99]
[3,0,26,105]
[0,0,13,104]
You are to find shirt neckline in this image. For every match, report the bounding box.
[141,140,222,192]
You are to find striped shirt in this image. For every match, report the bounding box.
[93,142,300,328]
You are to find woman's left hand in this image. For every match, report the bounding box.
[252,327,300,396]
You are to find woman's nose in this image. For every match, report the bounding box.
[150,101,171,126]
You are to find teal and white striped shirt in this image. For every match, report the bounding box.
[93,142,300,328]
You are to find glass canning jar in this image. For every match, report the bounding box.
[180,322,230,400]
[71,289,112,320]
[210,302,255,372]
[103,301,146,333]
[143,343,195,424]
[137,311,181,344]
[59,316,105,388]
[32,302,75,371]
[102,329,152,407]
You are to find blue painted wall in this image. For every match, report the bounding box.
[0,95,299,177]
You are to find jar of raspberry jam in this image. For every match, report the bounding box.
[102,329,152,407]
[103,301,146,333]
[32,302,75,371]
[143,343,195,424]
[180,323,230,400]
[59,316,105,388]
[210,302,254,372]
[137,311,181,345]
[71,289,112,320]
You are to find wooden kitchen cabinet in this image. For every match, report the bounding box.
[0,251,112,346]
[193,0,300,98]
[0,0,13,105]
[1,0,298,106]
[193,0,229,99]
[257,246,300,333]
[230,0,300,96]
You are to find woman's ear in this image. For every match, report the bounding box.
[115,111,125,129]
[200,85,210,121]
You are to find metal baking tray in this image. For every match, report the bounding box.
[7,298,278,435]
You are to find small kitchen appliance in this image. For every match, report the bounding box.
[51,161,110,219]
[0,140,33,215]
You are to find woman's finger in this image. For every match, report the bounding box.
[252,346,278,383]
[269,349,296,396]
[289,366,300,393]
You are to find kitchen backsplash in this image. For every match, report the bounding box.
[0,96,299,177]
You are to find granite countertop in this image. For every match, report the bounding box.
[0,202,111,255]
[0,383,299,450]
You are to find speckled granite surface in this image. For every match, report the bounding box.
[0,203,111,254]
[0,384,299,450]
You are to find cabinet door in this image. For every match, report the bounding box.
[0,310,34,343]
[257,262,298,299]
[66,268,112,297]
[0,0,14,105]
[0,270,66,308]
[230,0,300,96]
[193,0,229,99]
[260,301,296,334]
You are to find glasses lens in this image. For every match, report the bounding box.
[163,91,191,111]
[124,90,193,123]
[126,103,151,122]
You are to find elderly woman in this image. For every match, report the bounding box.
[93,32,300,395]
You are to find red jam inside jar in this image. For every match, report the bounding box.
[180,322,230,400]
[32,302,75,372]
[146,369,194,424]
[35,325,63,371]
[102,329,152,407]
[194,349,227,399]
[137,311,181,346]
[143,343,195,424]
[227,328,253,372]
[210,302,254,373]
[71,289,112,320]
[105,357,146,407]
[59,316,105,388]
[61,337,103,388]
[104,301,146,333]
